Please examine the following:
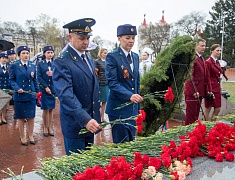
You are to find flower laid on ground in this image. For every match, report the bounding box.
[114,87,174,110]
[74,120,235,180]
[79,110,147,135]
[73,151,192,180]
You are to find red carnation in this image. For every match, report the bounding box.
[215,153,224,162]
[164,87,174,102]
[225,152,235,162]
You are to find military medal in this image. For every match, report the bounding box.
[123,68,129,78]
[31,71,34,78]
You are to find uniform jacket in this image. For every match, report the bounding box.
[184,54,211,97]
[105,47,140,118]
[37,60,55,94]
[52,45,101,138]
[9,60,39,101]
[94,58,106,85]
[205,57,222,93]
[0,64,11,89]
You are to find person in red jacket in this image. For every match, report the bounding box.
[184,39,212,125]
[204,44,222,121]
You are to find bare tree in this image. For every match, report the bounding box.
[173,11,207,36]
[139,22,170,56]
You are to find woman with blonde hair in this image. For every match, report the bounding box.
[94,48,108,122]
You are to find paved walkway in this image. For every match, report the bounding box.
[0,103,114,179]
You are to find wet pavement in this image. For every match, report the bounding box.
[0,102,114,179]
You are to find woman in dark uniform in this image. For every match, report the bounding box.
[0,52,10,124]
[37,46,56,136]
[204,44,222,121]
[94,48,108,122]
[9,46,39,145]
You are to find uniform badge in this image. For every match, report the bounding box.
[123,68,129,78]
[121,65,124,69]
[130,28,134,32]
[31,71,34,78]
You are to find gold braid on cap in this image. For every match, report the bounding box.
[70,26,92,33]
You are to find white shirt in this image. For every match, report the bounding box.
[69,44,93,73]
[139,58,153,76]
[120,47,133,71]
[1,64,6,73]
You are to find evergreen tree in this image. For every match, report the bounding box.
[204,0,235,65]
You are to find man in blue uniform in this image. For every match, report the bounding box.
[52,18,101,155]
[105,24,143,143]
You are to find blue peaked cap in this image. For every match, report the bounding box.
[63,18,96,36]
[43,46,54,53]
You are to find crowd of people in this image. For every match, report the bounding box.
[0,17,226,155]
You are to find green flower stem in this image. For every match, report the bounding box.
[79,116,137,135]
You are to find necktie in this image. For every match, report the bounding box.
[24,64,27,70]
[48,61,51,67]
[127,53,132,64]
[2,66,6,71]
[81,54,87,64]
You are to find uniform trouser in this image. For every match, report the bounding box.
[185,95,202,125]
[108,115,136,144]
[63,135,94,155]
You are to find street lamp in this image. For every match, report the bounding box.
[220,11,225,60]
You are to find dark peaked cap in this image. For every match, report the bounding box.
[63,18,96,36]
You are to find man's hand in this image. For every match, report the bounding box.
[85,119,101,133]
[193,92,199,98]
[130,94,143,103]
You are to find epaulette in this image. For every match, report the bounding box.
[57,50,69,60]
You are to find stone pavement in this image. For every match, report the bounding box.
[0,102,112,179]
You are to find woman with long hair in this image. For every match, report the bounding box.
[37,46,56,136]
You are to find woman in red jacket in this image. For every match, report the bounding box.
[204,44,222,121]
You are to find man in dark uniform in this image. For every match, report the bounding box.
[105,24,143,143]
[184,39,211,125]
[52,18,101,155]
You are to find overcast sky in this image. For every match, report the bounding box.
[0,0,217,51]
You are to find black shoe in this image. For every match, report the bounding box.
[49,132,54,136]
[0,122,2,125]
[43,133,49,137]
[2,121,7,124]
[30,141,36,145]
[21,141,28,146]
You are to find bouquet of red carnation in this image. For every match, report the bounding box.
[36,92,42,107]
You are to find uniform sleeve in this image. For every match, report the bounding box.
[9,64,21,91]
[52,57,91,128]
[105,53,132,102]
[205,61,212,93]
[37,63,48,89]
[33,66,40,93]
